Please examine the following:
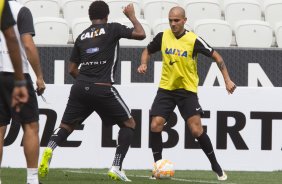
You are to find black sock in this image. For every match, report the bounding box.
[112,127,134,170]
[196,132,223,176]
[150,131,163,162]
[47,127,71,151]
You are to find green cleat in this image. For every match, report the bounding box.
[39,147,53,178]
[108,166,132,182]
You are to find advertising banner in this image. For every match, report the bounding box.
[3,85,282,171]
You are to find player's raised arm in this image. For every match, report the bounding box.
[123,3,145,40]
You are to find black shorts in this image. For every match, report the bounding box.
[0,72,39,126]
[150,88,204,121]
[62,81,132,127]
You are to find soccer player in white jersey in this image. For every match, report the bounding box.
[0,0,29,113]
[0,0,45,184]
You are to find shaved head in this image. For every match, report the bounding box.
[168,6,187,36]
[169,6,186,18]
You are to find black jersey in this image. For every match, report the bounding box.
[0,0,16,31]
[70,22,133,83]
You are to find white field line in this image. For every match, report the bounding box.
[63,169,237,184]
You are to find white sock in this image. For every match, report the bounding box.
[27,168,39,184]
[112,165,120,170]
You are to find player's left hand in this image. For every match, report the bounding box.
[225,80,236,94]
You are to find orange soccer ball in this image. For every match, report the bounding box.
[152,159,175,179]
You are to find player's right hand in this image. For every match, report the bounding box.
[36,78,46,96]
[11,86,29,112]
[137,63,147,74]
[123,3,135,19]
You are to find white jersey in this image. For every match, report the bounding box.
[0,0,29,73]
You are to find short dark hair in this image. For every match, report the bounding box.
[89,0,110,20]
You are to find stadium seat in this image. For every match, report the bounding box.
[234,20,272,48]
[152,19,170,35]
[213,0,224,13]
[256,0,264,6]
[71,17,91,42]
[152,18,192,36]
[182,0,222,28]
[114,18,151,47]
[61,0,92,26]
[23,0,60,18]
[218,0,224,9]
[194,19,232,47]
[143,0,179,27]
[263,0,282,28]
[106,0,141,22]
[224,0,262,29]
[275,21,282,48]
[33,17,69,45]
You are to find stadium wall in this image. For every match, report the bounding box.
[3,47,282,171]
[37,46,282,86]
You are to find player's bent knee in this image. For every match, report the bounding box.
[150,123,163,132]
[151,116,165,132]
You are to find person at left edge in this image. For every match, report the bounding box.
[0,0,46,184]
[0,0,29,112]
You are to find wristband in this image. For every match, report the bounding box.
[15,79,27,87]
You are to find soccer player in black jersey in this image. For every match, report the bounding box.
[0,0,28,112]
[39,0,145,182]
[138,6,236,181]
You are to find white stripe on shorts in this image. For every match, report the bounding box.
[111,87,132,119]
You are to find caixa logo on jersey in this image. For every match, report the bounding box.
[4,109,282,151]
[165,48,188,57]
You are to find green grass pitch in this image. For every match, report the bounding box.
[1,168,281,184]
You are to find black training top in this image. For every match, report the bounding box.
[17,6,35,36]
[70,22,133,83]
[1,0,16,31]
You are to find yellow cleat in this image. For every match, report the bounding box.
[108,166,132,182]
[39,147,53,178]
